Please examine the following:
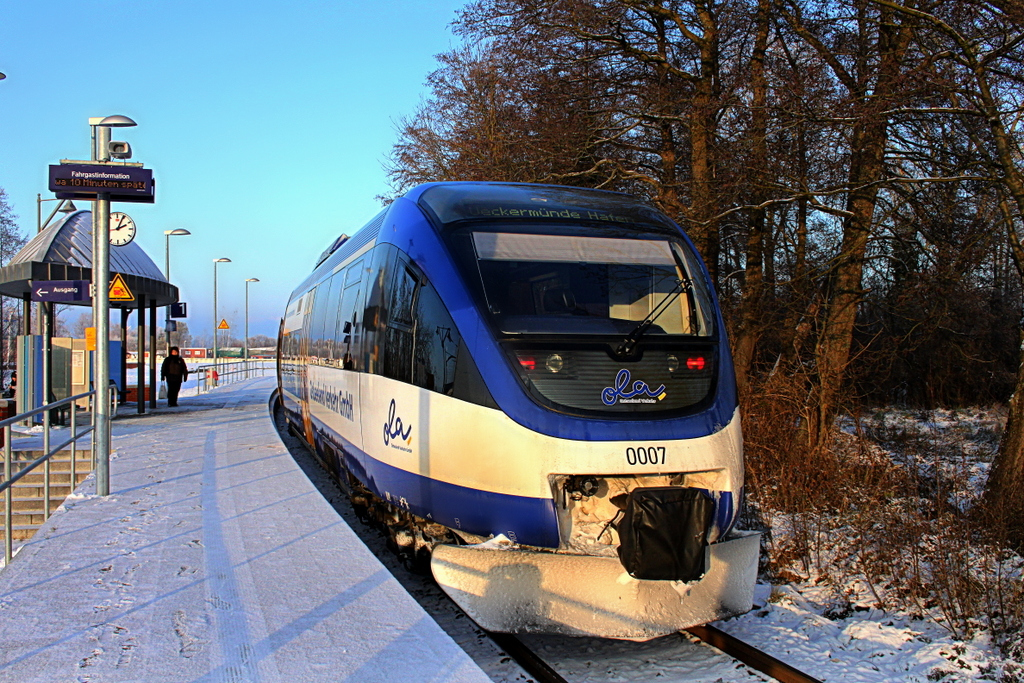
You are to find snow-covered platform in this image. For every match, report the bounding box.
[0,376,490,683]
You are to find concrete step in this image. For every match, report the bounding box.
[6,498,67,513]
[1,454,96,543]
[5,471,92,486]
[1,525,45,541]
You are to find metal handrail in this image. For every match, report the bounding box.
[195,359,274,394]
[2,389,96,565]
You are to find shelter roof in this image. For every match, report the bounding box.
[0,210,178,308]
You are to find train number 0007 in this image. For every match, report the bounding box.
[625,446,666,465]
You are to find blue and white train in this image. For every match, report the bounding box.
[278,182,760,639]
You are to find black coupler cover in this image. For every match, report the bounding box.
[615,487,715,582]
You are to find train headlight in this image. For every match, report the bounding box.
[577,476,600,497]
[667,354,680,373]
[545,354,565,373]
[564,475,602,505]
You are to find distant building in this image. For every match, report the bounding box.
[180,348,208,359]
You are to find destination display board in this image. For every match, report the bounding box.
[48,163,155,203]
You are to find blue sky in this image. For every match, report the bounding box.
[0,0,467,339]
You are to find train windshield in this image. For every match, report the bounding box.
[470,231,714,338]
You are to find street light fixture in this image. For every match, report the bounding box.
[244,278,259,364]
[89,115,136,161]
[212,258,231,372]
[164,229,191,353]
[36,197,77,233]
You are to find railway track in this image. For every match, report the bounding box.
[490,626,822,683]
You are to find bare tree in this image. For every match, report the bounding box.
[777,0,922,451]
[865,0,1024,546]
[0,189,27,379]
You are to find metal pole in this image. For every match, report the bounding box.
[213,261,218,375]
[119,308,128,405]
[137,294,145,414]
[42,304,50,520]
[245,280,249,380]
[165,233,171,355]
[94,126,111,497]
[70,397,76,492]
[89,121,98,479]
[4,425,11,564]
[19,296,29,428]
[149,302,156,409]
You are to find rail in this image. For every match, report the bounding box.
[195,359,274,394]
[686,624,824,683]
[0,389,97,565]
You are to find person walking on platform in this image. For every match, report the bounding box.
[161,346,190,407]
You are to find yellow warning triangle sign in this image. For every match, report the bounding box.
[218,318,230,330]
[109,273,134,301]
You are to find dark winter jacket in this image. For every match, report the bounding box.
[161,355,189,380]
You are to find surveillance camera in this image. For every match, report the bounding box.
[108,141,132,159]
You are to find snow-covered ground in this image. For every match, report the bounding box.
[0,377,490,683]
[2,387,1019,682]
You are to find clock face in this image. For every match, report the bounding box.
[110,212,137,247]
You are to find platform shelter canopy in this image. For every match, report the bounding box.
[0,210,178,308]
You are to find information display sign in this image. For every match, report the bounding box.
[31,280,90,302]
[48,163,155,203]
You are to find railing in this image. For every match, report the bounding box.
[1,389,97,564]
[195,359,275,394]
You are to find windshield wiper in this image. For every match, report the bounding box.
[616,278,690,357]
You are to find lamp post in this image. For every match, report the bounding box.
[244,278,259,376]
[212,258,231,374]
[90,114,137,497]
[164,229,190,353]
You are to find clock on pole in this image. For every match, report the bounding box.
[109,212,137,246]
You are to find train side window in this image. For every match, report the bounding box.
[344,258,364,288]
[390,264,417,328]
[334,282,363,370]
[413,284,461,394]
[330,258,366,370]
[321,272,344,364]
[308,279,334,363]
[381,262,418,383]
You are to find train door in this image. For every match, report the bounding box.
[296,290,316,445]
[326,258,367,476]
[358,246,427,501]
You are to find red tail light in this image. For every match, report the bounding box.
[686,356,706,370]
[519,356,536,371]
